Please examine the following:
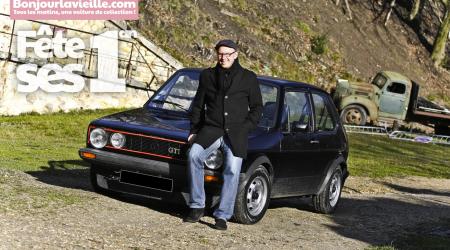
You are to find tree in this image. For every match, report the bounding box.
[431,0,450,66]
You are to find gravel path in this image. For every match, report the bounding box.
[0,169,449,249]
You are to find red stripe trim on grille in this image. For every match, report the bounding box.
[87,126,185,160]
[103,128,187,144]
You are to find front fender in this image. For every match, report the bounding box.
[238,154,273,192]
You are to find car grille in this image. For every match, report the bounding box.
[101,128,187,161]
[126,134,183,158]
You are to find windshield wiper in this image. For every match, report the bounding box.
[151,100,189,112]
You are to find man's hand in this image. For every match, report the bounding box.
[188,134,197,144]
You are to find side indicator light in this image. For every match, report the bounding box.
[204,175,219,182]
[81,152,96,159]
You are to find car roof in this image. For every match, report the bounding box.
[180,68,327,94]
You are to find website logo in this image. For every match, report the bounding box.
[16,25,137,93]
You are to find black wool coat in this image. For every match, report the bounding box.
[190,63,263,158]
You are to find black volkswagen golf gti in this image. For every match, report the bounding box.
[79,68,349,224]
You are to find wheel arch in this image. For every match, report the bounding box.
[314,155,348,195]
[239,154,274,191]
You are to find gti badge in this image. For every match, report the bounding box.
[168,146,181,155]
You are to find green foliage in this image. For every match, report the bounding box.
[340,71,356,81]
[295,20,311,34]
[331,51,341,62]
[166,0,183,12]
[311,34,328,55]
[231,0,248,11]
[269,51,316,83]
[138,0,147,11]
[231,15,250,28]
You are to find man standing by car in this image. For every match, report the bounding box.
[184,39,263,230]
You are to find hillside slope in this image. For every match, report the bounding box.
[131,0,450,107]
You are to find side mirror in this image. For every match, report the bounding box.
[292,121,308,132]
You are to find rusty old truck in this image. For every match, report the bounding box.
[332,71,450,135]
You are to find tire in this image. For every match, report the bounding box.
[90,165,115,196]
[233,165,271,224]
[312,168,343,214]
[340,105,367,126]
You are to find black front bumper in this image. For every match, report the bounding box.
[79,148,222,206]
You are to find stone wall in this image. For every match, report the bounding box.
[0,3,182,115]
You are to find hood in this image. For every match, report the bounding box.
[335,79,376,99]
[90,108,267,142]
[90,108,190,141]
[347,80,375,95]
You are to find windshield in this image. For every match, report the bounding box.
[147,71,200,113]
[147,71,280,128]
[371,73,387,89]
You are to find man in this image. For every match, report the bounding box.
[184,39,263,230]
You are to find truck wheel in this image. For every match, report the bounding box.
[312,168,343,214]
[340,105,367,125]
[234,165,271,224]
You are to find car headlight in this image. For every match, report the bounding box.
[204,149,223,170]
[90,128,108,149]
[110,133,126,148]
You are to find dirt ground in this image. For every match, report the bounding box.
[0,168,449,249]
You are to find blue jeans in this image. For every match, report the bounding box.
[188,136,243,221]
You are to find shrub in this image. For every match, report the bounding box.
[311,34,328,55]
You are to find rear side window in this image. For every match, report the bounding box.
[312,93,335,131]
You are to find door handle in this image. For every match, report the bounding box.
[310,140,320,144]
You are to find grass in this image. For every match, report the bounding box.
[0,109,448,179]
[0,108,127,172]
[348,133,449,178]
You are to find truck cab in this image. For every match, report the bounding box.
[334,71,413,125]
[372,71,412,121]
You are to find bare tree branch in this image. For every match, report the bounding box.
[409,0,421,20]
[384,0,396,26]
[344,0,353,20]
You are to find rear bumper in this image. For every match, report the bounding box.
[79,148,222,206]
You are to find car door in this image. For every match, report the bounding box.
[378,81,409,119]
[273,89,321,196]
[309,91,341,188]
